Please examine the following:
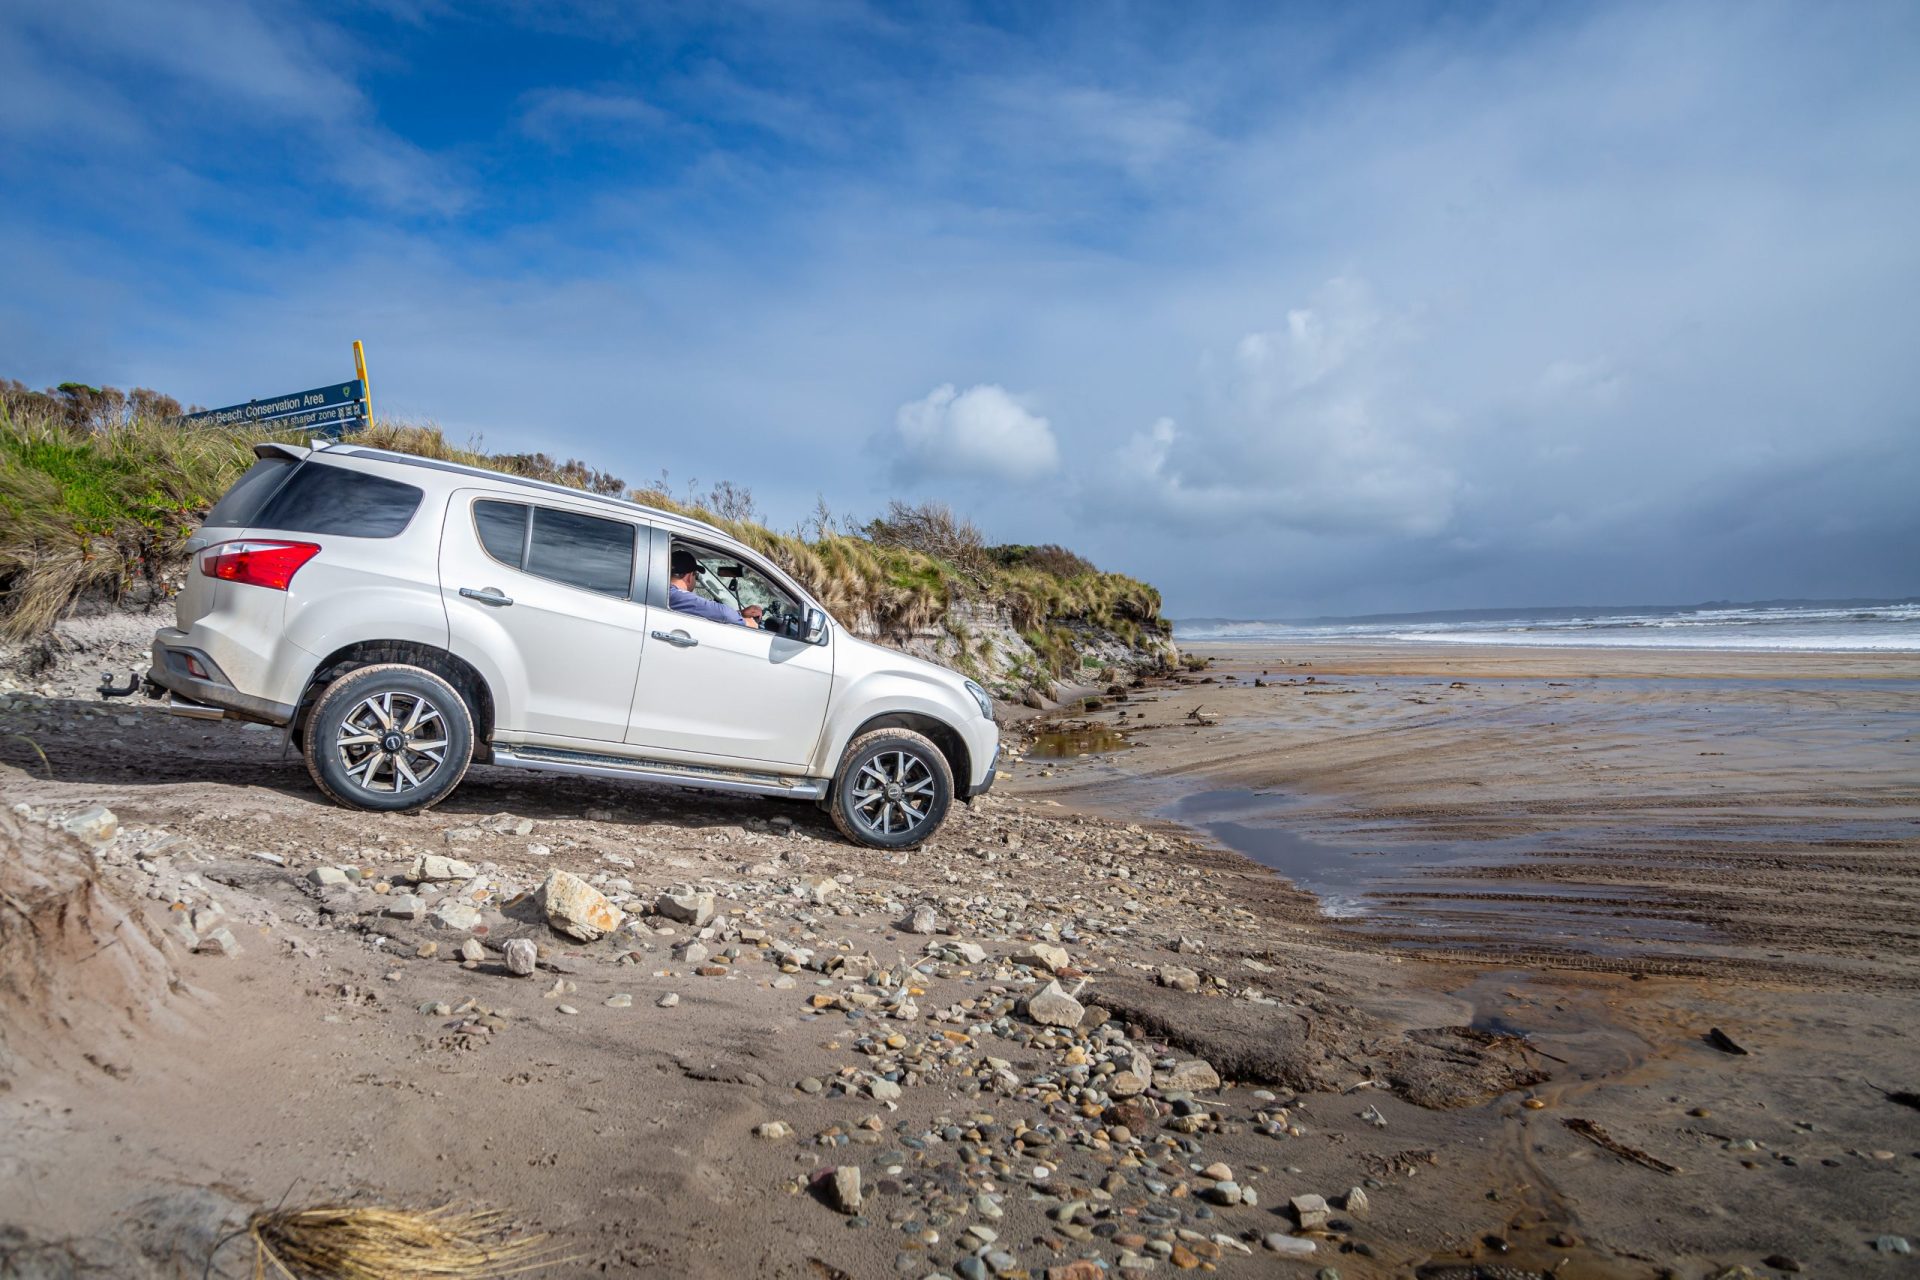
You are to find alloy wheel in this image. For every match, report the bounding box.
[334,690,450,794]
[846,749,937,838]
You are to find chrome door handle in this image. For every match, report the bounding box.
[459,587,513,606]
[650,629,699,648]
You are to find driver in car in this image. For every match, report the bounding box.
[668,548,762,629]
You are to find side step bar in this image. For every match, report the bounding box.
[491,745,827,801]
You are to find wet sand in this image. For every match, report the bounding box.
[1021,642,1920,986]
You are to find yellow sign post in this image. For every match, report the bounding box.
[353,340,372,427]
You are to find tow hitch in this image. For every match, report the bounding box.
[98,669,141,699]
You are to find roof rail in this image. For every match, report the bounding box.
[320,443,731,537]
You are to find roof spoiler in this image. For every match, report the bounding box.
[252,442,312,462]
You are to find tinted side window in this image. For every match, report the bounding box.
[206,457,296,527]
[253,462,423,538]
[526,507,634,598]
[473,500,529,567]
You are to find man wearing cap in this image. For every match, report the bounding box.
[668,548,762,629]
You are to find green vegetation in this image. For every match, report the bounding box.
[0,381,1172,693]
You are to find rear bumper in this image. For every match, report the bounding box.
[149,631,296,726]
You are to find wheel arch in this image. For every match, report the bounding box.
[837,711,973,801]
[294,640,497,760]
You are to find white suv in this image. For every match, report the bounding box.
[142,441,999,849]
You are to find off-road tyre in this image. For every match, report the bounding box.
[829,728,954,850]
[302,663,474,813]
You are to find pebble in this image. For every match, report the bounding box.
[1343,1186,1369,1218]
[306,866,348,887]
[1290,1193,1330,1229]
[1875,1236,1911,1254]
[1026,980,1085,1028]
[656,993,680,1008]
[605,994,632,1008]
[503,938,537,976]
[1264,1234,1316,1256]
[460,938,486,963]
[196,928,241,957]
[830,1165,862,1213]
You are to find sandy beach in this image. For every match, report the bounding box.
[2,641,1917,1278]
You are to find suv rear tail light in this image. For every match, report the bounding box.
[199,540,322,590]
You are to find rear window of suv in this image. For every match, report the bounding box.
[205,456,297,528]
[251,462,424,538]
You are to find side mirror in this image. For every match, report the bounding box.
[805,607,829,645]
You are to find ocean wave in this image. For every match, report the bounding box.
[1173,600,1920,651]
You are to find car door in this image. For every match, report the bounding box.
[439,489,648,743]
[624,530,834,768]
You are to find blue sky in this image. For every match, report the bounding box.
[4,0,1917,617]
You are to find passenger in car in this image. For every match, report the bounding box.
[668,548,762,628]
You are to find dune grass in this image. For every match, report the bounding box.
[0,393,1170,690]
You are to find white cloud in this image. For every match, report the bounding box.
[893,383,1060,484]
[520,88,670,144]
[1110,279,1458,538]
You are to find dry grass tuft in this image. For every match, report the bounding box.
[248,1204,565,1279]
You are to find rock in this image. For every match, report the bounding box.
[1203,1181,1241,1205]
[418,1000,452,1016]
[1290,1194,1330,1229]
[410,854,475,882]
[190,906,224,933]
[487,814,534,836]
[1108,1070,1150,1097]
[1016,942,1070,973]
[307,866,348,887]
[1264,1234,1316,1257]
[1342,1186,1369,1218]
[503,938,538,976]
[1875,1236,1911,1255]
[538,870,624,941]
[196,928,241,957]
[61,806,118,845]
[1027,980,1085,1028]
[655,889,716,928]
[801,876,840,905]
[460,938,486,963]
[1762,1257,1802,1273]
[656,992,680,1008]
[604,994,632,1008]
[431,900,481,931]
[902,905,940,934]
[870,1079,902,1103]
[556,1004,578,1015]
[1203,1162,1233,1181]
[1046,1263,1105,1280]
[952,942,988,964]
[674,940,710,964]
[415,942,439,959]
[830,1165,862,1213]
[754,1121,794,1139]
[1157,964,1200,992]
[383,894,426,920]
[1156,1059,1221,1092]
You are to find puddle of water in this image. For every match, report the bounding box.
[1028,727,1130,758]
[1160,788,1735,953]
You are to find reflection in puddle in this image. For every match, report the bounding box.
[1029,727,1130,758]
